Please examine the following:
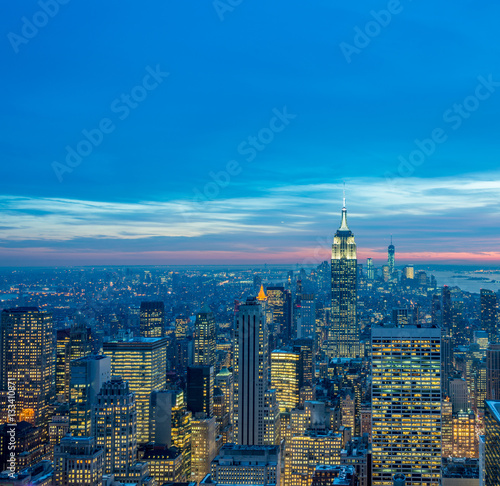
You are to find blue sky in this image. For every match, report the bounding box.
[1,0,500,265]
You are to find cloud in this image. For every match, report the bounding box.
[0,170,499,265]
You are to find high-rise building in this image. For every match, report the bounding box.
[452,410,477,458]
[371,326,441,485]
[442,286,453,337]
[215,367,234,424]
[69,355,111,437]
[234,297,269,445]
[140,301,164,338]
[56,322,92,403]
[392,307,415,327]
[388,236,395,275]
[485,400,500,486]
[366,258,374,280]
[293,338,314,387]
[194,306,216,367]
[297,294,316,339]
[481,289,498,343]
[330,200,358,359]
[267,286,293,343]
[271,350,300,413]
[187,365,214,418]
[0,307,53,433]
[175,315,190,340]
[263,389,280,446]
[103,337,167,443]
[53,434,104,486]
[286,430,343,486]
[191,415,216,484]
[487,343,500,401]
[93,377,137,478]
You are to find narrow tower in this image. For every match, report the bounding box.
[388,235,395,275]
[330,196,359,358]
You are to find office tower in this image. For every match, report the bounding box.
[359,404,372,442]
[449,377,470,413]
[233,297,269,445]
[271,350,300,412]
[403,265,414,280]
[191,415,216,484]
[56,322,92,402]
[381,265,389,282]
[267,287,293,343]
[140,301,164,338]
[286,431,343,486]
[49,415,70,449]
[431,294,441,326]
[485,400,500,485]
[452,410,477,458]
[0,421,43,471]
[53,434,104,486]
[0,307,53,433]
[476,330,489,352]
[472,359,487,413]
[441,399,453,457]
[392,307,415,327]
[187,365,214,417]
[297,294,316,339]
[56,328,71,401]
[293,338,314,386]
[263,389,280,446]
[69,355,111,437]
[442,286,452,335]
[340,389,355,433]
[209,443,281,486]
[441,334,453,396]
[103,337,167,443]
[215,367,234,423]
[175,315,190,341]
[366,258,374,280]
[371,326,441,485]
[481,289,498,343]
[331,199,358,359]
[194,306,216,367]
[171,392,193,480]
[93,377,137,478]
[388,236,395,275]
[253,274,263,292]
[487,343,500,400]
[479,434,486,486]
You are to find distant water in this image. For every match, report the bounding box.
[423,269,500,294]
[0,293,18,301]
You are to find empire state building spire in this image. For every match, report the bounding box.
[330,196,359,359]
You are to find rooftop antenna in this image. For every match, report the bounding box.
[343,181,346,208]
[391,234,393,245]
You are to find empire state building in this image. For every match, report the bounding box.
[330,198,359,358]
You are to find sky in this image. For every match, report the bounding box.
[1,0,500,266]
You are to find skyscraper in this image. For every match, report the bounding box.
[103,337,167,443]
[69,355,111,437]
[487,343,500,401]
[194,306,216,367]
[371,326,441,485]
[271,350,300,413]
[267,286,293,343]
[233,297,269,445]
[93,377,137,478]
[485,400,500,486]
[140,301,165,338]
[388,236,395,275]
[331,199,358,359]
[187,365,214,417]
[0,307,53,433]
[481,289,498,343]
[366,258,374,280]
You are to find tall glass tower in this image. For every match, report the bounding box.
[330,199,359,358]
[388,236,395,275]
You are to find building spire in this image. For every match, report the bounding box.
[343,181,346,208]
